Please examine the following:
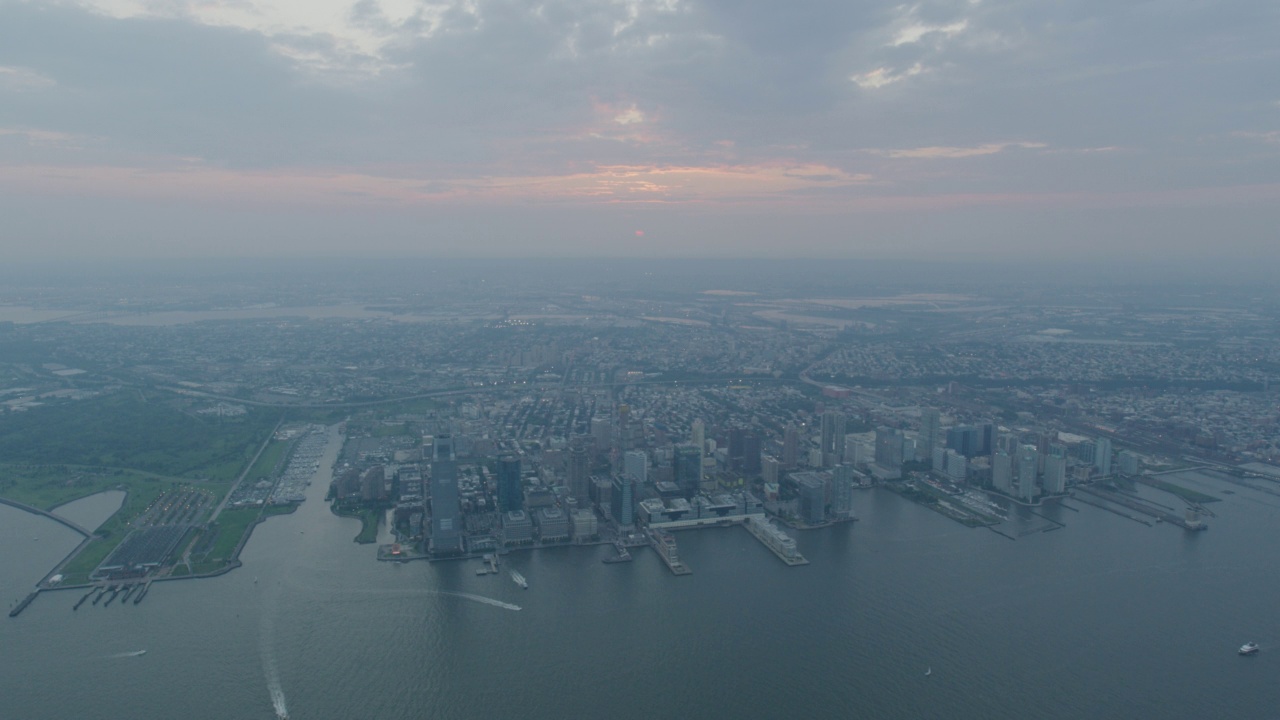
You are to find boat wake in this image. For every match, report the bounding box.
[260,592,289,719]
[107,650,147,659]
[432,591,522,611]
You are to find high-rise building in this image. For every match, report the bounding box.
[430,434,462,554]
[1044,455,1067,494]
[1118,450,1140,477]
[919,408,941,463]
[874,427,904,469]
[611,473,634,527]
[832,464,855,520]
[820,412,847,468]
[843,436,865,465]
[568,440,591,503]
[690,419,705,455]
[591,416,613,454]
[673,444,702,498]
[1017,445,1039,501]
[944,450,967,482]
[762,455,780,485]
[1094,438,1113,477]
[742,433,762,475]
[992,450,1013,493]
[782,424,800,469]
[496,455,523,512]
[1074,440,1097,465]
[624,450,647,485]
[797,475,826,525]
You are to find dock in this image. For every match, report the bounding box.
[9,591,39,618]
[1075,485,1207,530]
[743,517,809,566]
[603,542,632,564]
[650,530,692,576]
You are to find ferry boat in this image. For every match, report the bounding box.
[510,570,528,589]
[1239,642,1259,656]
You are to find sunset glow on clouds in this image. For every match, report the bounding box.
[2,0,1279,258]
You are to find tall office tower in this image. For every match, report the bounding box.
[782,425,800,469]
[945,450,967,482]
[624,449,648,485]
[1094,438,1112,478]
[742,433,762,475]
[843,437,866,466]
[946,425,986,458]
[1043,455,1067,494]
[1118,450,1140,477]
[992,450,1013,493]
[673,444,702,498]
[874,427,905,469]
[496,455,523,512]
[919,408,941,462]
[1036,431,1056,461]
[568,441,591,503]
[591,416,613,453]
[430,434,462,554]
[690,419,706,455]
[979,423,995,456]
[1074,440,1096,465]
[932,446,947,472]
[798,476,827,525]
[832,464,855,519]
[727,426,747,472]
[610,473,634,527]
[996,432,1019,456]
[820,411,847,467]
[762,455,780,485]
[1017,445,1039,501]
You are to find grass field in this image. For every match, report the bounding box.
[0,391,276,481]
[200,507,262,564]
[0,465,161,511]
[244,439,289,484]
[1141,477,1220,504]
[355,509,380,543]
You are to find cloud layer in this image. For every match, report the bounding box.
[1,0,1278,259]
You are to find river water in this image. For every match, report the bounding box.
[2,432,1278,719]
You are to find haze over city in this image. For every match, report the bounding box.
[4,3,1280,720]
[2,0,1278,260]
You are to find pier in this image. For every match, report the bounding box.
[1075,485,1207,530]
[743,517,809,566]
[9,591,39,617]
[650,530,692,575]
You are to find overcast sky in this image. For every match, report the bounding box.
[1,0,1277,261]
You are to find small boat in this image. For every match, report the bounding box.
[1240,642,1260,656]
[510,570,528,589]
[925,667,932,676]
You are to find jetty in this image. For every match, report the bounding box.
[9,591,39,618]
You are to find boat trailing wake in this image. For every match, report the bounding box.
[260,592,289,719]
[107,650,147,659]
[431,591,522,611]
[265,664,289,720]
